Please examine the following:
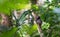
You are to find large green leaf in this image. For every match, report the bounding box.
[18,11,29,25]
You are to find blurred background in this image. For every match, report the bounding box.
[0,0,60,37]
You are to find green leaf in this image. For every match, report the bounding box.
[42,22,50,30]
[18,11,29,25]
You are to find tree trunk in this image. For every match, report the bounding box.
[37,24,44,37]
[30,1,44,37]
[32,12,44,37]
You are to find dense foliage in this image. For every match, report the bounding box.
[0,0,60,37]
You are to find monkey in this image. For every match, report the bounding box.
[36,16,42,26]
[32,12,42,27]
